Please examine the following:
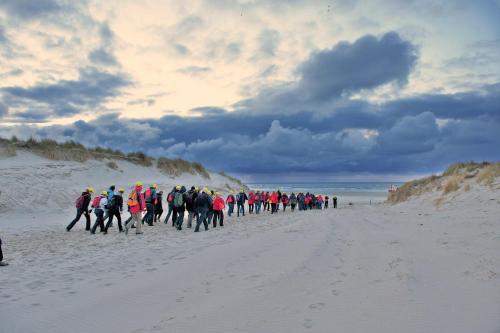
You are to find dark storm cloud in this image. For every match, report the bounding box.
[88,48,119,66]
[297,32,417,102]
[238,32,418,114]
[0,0,62,20]
[2,68,130,119]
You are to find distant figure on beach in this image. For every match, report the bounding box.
[289,192,297,211]
[248,191,255,214]
[333,196,337,208]
[67,187,94,231]
[0,237,7,266]
[226,191,236,216]
[236,189,248,217]
[324,195,329,209]
[212,192,225,228]
[281,193,289,211]
[254,191,262,214]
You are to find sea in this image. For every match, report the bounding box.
[245,182,405,205]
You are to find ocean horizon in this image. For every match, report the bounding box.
[246,181,404,204]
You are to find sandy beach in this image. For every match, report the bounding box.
[1,154,499,332]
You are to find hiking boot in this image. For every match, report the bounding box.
[136,232,143,235]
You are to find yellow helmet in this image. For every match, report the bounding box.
[135,181,143,187]
[100,190,107,196]
[195,187,199,191]
[216,191,221,195]
[203,187,209,193]
[152,184,157,189]
[118,188,125,193]
[176,185,181,190]
[87,187,94,193]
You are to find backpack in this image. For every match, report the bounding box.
[227,195,234,203]
[185,191,194,205]
[167,192,173,203]
[109,196,117,209]
[92,196,101,209]
[174,192,184,208]
[75,195,85,209]
[237,193,245,204]
[127,191,138,207]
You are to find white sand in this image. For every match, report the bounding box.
[0,153,499,333]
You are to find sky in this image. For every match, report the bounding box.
[0,0,499,181]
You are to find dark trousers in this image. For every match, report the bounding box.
[325,201,329,209]
[0,238,3,262]
[255,202,262,214]
[271,203,277,214]
[164,204,173,224]
[175,207,185,229]
[249,204,254,213]
[291,203,296,211]
[207,210,214,225]
[213,210,224,227]
[67,208,91,231]
[333,201,337,208]
[172,206,178,227]
[195,209,209,232]
[91,209,105,233]
[228,203,234,216]
[104,209,122,232]
[143,203,155,225]
[154,207,163,222]
[237,203,245,216]
[283,204,287,212]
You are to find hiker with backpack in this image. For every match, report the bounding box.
[226,191,236,216]
[281,193,289,212]
[103,188,125,234]
[194,188,211,232]
[142,184,157,226]
[125,181,145,235]
[185,186,198,228]
[264,192,271,211]
[206,190,215,226]
[67,187,94,231]
[289,192,298,211]
[333,196,337,208]
[212,192,225,228]
[236,189,248,217]
[248,191,255,214]
[91,191,108,234]
[154,191,163,223]
[173,185,187,230]
[254,191,262,214]
[164,187,176,226]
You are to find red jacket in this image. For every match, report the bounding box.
[129,186,145,214]
[281,195,289,205]
[213,196,225,211]
[226,195,235,204]
[248,192,255,204]
[270,193,279,204]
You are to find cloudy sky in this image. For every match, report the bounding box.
[1,0,499,180]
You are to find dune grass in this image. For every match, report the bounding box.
[388,161,499,204]
[0,136,213,179]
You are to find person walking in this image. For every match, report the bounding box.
[236,189,248,217]
[270,191,279,214]
[174,186,187,230]
[254,191,262,214]
[333,196,338,208]
[125,181,145,235]
[185,186,198,228]
[91,191,108,234]
[281,193,289,212]
[289,192,297,211]
[226,191,236,216]
[154,191,163,223]
[164,187,176,226]
[212,192,225,228]
[67,187,94,231]
[143,184,157,226]
[103,188,124,233]
[324,195,329,209]
[264,192,271,211]
[194,188,211,232]
[248,191,255,214]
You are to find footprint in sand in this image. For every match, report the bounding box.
[176,296,184,303]
[146,268,157,272]
[308,302,326,310]
[303,319,313,329]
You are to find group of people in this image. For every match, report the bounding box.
[66,182,339,235]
